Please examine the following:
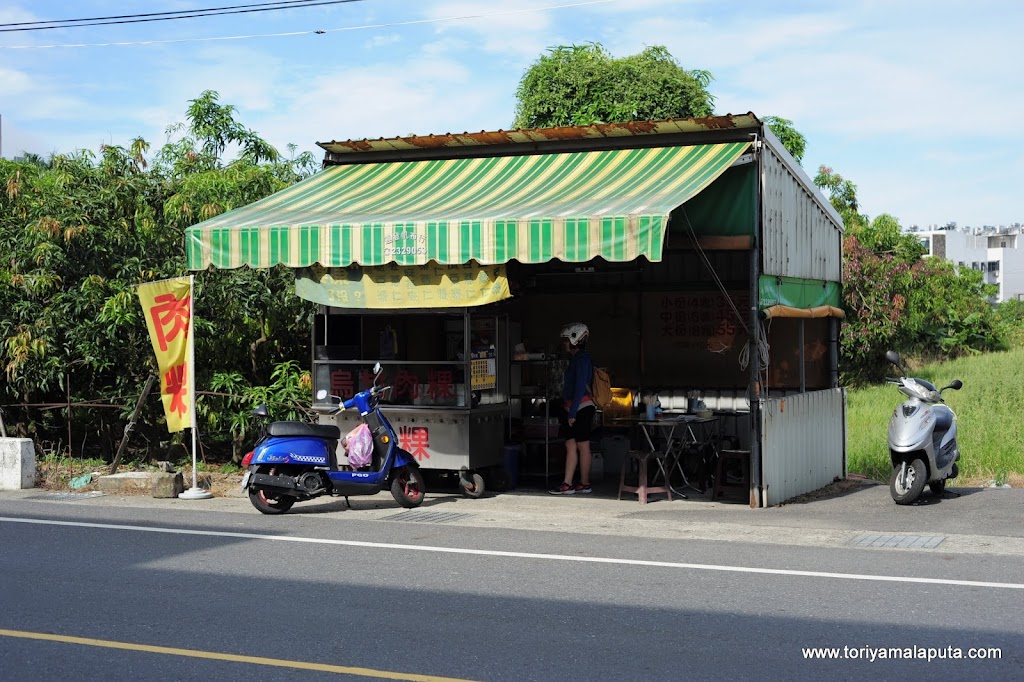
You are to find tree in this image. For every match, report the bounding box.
[513,44,715,129]
[763,116,806,163]
[820,170,1008,382]
[0,91,317,459]
[814,165,868,231]
[513,44,810,163]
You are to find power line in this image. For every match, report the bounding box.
[0,0,368,33]
[0,0,617,50]
[0,0,320,27]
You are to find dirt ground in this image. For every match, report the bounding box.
[34,458,242,497]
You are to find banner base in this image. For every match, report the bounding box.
[178,486,213,500]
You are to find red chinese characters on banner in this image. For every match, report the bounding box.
[399,426,430,460]
[394,369,419,400]
[329,368,397,400]
[427,370,454,401]
[138,277,193,432]
[164,362,189,418]
[149,293,191,352]
[330,369,355,400]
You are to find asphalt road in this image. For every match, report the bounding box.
[0,491,1021,681]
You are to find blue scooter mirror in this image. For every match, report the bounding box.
[316,389,328,401]
[373,362,382,376]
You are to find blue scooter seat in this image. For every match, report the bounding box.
[268,421,341,440]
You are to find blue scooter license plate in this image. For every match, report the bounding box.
[240,471,251,490]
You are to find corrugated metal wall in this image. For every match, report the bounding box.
[760,388,847,506]
[761,144,843,282]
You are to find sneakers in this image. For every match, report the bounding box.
[549,482,592,495]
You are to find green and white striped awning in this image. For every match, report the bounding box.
[185,142,750,270]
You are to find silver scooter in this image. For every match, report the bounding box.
[885,350,963,505]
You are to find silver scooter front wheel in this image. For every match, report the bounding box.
[890,458,927,505]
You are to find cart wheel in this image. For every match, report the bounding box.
[460,471,486,499]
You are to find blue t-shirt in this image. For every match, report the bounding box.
[562,350,593,418]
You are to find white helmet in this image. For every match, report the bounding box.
[560,322,589,347]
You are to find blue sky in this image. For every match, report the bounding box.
[1,0,1021,228]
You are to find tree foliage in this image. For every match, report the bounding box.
[817,170,1007,382]
[0,91,318,460]
[814,165,868,231]
[513,43,715,128]
[763,116,806,164]
[514,44,810,163]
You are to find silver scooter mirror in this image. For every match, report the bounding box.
[884,350,903,371]
[316,389,328,401]
[373,362,382,376]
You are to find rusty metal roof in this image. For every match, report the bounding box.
[317,113,762,160]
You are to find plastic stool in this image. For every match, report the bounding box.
[713,449,750,500]
[618,450,672,504]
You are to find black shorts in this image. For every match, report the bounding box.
[561,405,596,443]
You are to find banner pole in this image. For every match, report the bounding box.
[180,274,211,500]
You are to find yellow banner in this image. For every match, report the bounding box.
[138,277,193,432]
[295,262,511,309]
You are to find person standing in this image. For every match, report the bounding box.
[550,323,595,495]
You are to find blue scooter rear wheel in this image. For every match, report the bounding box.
[249,465,297,514]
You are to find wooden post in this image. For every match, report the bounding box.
[110,374,158,474]
[66,374,72,458]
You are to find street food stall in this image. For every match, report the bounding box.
[185,113,847,507]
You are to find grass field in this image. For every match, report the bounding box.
[846,348,1024,486]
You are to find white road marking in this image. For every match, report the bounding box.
[2,516,1022,590]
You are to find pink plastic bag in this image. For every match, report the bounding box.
[345,423,373,468]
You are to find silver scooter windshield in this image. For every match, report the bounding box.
[899,378,941,402]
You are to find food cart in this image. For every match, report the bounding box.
[295,262,512,495]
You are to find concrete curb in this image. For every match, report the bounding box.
[4,481,1024,558]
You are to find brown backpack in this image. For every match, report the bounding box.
[589,366,612,410]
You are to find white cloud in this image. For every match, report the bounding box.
[0,117,50,159]
[421,0,563,59]
[365,33,402,48]
[254,52,510,148]
[0,6,34,22]
[151,44,286,113]
[0,66,34,95]
[3,0,1021,226]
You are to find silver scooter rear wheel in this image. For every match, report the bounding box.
[890,458,927,505]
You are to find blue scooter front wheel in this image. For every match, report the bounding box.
[391,465,426,508]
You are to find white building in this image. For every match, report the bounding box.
[915,228,1024,302]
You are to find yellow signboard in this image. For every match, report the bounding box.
[471,357,497,390]
[295,263,511,309]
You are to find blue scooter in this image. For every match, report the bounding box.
[241,363,426,514]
